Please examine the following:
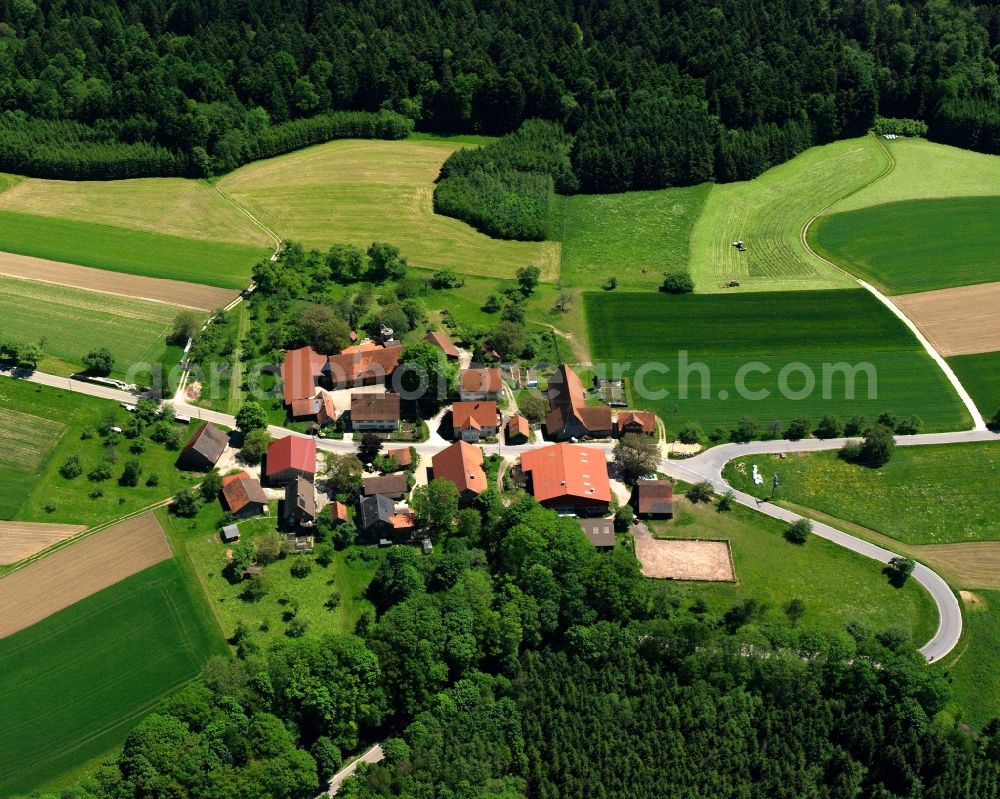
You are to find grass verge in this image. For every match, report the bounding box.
[947,351,1000,420]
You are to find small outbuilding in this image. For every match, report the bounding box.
[577,518,616,550]
[424,331,460,360]
[362,472,409,501]
[222,524,240,543]
[177,422,228,471]
[506,414,531,444]
[221,472,268,518]
[636,480,674,519]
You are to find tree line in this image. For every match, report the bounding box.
[0,1,997,183]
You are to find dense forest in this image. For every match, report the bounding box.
[0,0,997,183]
[40,492,1000,799]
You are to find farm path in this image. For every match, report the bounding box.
[325,743,384,796]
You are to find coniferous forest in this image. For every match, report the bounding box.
[0,0,998,184]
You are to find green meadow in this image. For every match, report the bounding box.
[810,197,1000,294]
[0,559,226,797]
[936,590,1000,730]
[584,289,970,434]
[948,351,1000,419]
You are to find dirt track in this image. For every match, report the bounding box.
[0,251,237,311]
[0,512,173,638]
[893,281,1000,357]
[0,522,86,565]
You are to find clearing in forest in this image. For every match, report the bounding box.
[688,137,884,293]
[218,138,560,280]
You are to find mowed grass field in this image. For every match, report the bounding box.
[688,137,885,293]
[0,558,227,796]
[948,351,1000,419]
[0,407,65,520]
[936,590,1000,730]
[649,497,936,643]
[0,274,189,376]
[809,197,1000,294]
[724,442,1000,545]
[217,138,560,280]
[558,184,711,290]
[0,210,266,289]
[584,290,970,433]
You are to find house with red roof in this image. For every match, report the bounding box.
[327,344,403,389]
[424,330,460,360]
[545,365,613,441]
[458,367,502,401]
[506,414,531,444]
[430,440,487,505]
[451,400,498,442]
[350,393,401,431]
[281,346,328,406]
[520,443,611,515]
[617,410,657,437]
[221,472,268,518]
[265,435,317,485]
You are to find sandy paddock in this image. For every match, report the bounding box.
[893,281,1000,356]
[635,536,735,581]
[0,512,173,638]
[0,251,238,311]
[0,522,87,565]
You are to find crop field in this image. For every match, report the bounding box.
[0,210,266,289]
[0,407,65,520]
[688,137,884,293]
[0,379,201,526]
[891,281,1000,357]
[0,557,226,796]
[810,197,1000,295]
[0,521,86,565]
[559,184,711,290]
[584,290,970,433]
[0,512,173,637]
[830,137,1000,214]
[947,351,1000,419]
[218,138,560,280]
[724,442,1000,545]
[648,498,936,642]
[0,274,189,376]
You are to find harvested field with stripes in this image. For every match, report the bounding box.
[0,250,237,310]
[0,522,86,565]
[0,512,172,638]
[892,281,1000,357]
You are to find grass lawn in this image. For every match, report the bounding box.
[0,274,191,377]
[723,442,1000,545]
[0,558,227,797]
[688,137,883,293]
[170,501,382,649]
[935,590,1000,730]
[217,138,560,281]
[0,210,267,289]
[584,289,970,434]
[648,497,936,643]
[809,197,1000,294]
[947,351,1000,420]
[830,137,1000,213]
[0,378,203,527]
[559,184,711,290]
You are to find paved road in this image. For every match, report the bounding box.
[5,365,997,661]
[325,743,384,796]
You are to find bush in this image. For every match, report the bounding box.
[687,481,715,503]
[660,271,694,294]
[895,415,922,435]
[839,442,862,462]
[286,617,309,638]
[60,454,82,479]
[814,414,842,439]
[614,504,635,532]
[240,428,271,465]
[87,459,113,482]
[172,487,204,517]
[717,491,735,512]
[843,415,867,436]
[708,427,727,442]
[290,559,312,578]
[860,424,896,467]
[119,460,142,487]
[886,556,916,586]
[989,409,1000,433]
[785,518,812,545]
[784,418,811,441]
[146,473,160,487]
[731,417,759,443]
[677,422,702,445]
[82,347,115,376]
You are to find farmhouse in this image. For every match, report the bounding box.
[617,410,657,436]
[431,440,487,504]
[520,443,611,515]
[266,436,316,485]
[636,480,674,519]
[506,414,531,444]
[327,343,403,389]
[362,472,409,501]
[177,422,228,471]
[424,330,460,360]
[283,476,317,528]
[221,472,268,518]
[577,518,616,550]
[545,365,613,441]
[281,345,328,408]
[350,393,401,431]
[459,367,502,401]
[451,400,499,441]
[357,494,415,542]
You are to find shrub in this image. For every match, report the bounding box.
[60,454,82,479]
[240,428,271,465]
[784,418,812,441]
[119,460,142,487]
[172,487,204,517]
[843,415,867,436]
[677,422,703,445]
[895,415,922,435]
[82,347,115,376]
[886,556,916,586]
[286,617,309,638]
[660,271,694,294]
[687,481,715,503]
[146,473,160,487]
[785,518,812,544]
[731,417,760,443]
[614,504,635,532]
[839,442,862,462]
[87,459,113,482]
[708,427,727,442]
[290,559,312,578]
[814,414,842,439]
[989,409,1000,433]
[717,491,735,512]
[860,424,896,467]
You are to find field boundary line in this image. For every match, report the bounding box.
[799,133,986,431]
[212,184,282,257]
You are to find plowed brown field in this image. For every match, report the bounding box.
[0,522,86,565]
[893,281,1000,357]
[0,512,173,638]
[0,251,237,311]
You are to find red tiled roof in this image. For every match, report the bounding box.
[507,414,531,438]
[520,443,611,505]
[340,341,380,355]
[350,392,401,422]
[388,447,412,468]
[547,364,586,406]
[431,440,487,495]
[618,411,656,433]
[221,472,267,513]
[281,346,327,405]
[328,344,403,386]
[424,331,460,358]
[266,436,317,477]
[637,480,674,515]
[389,512,415,530]
[545,364,613,437]
[331,500,349,522]
[452,401,497,432]
[460,367,502,394]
